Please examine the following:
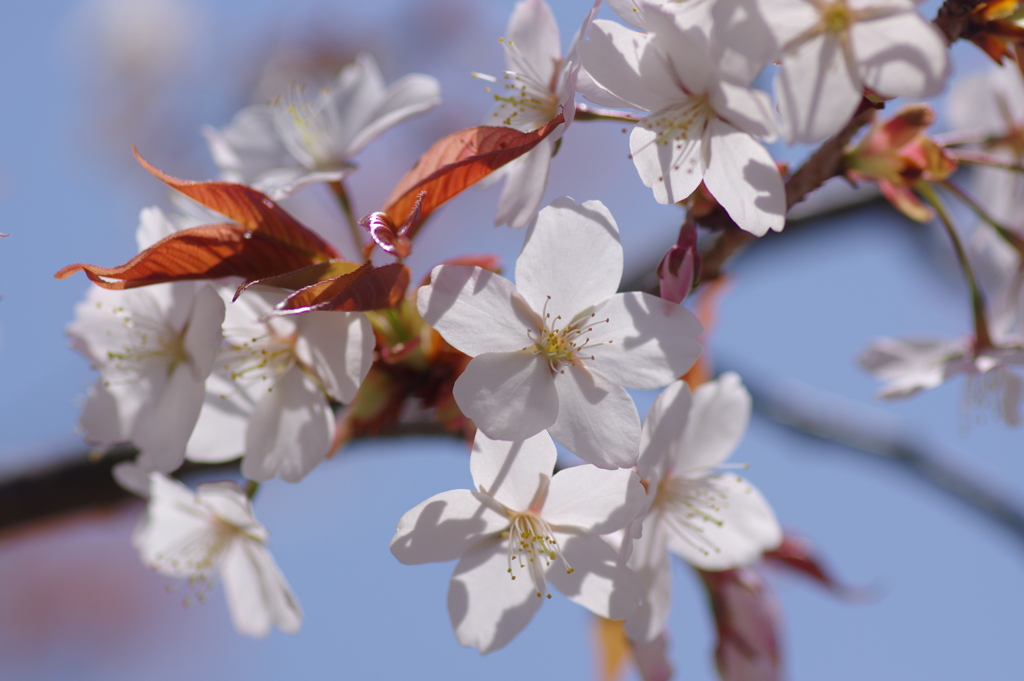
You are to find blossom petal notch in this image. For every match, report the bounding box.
[390,430,646,654]
[134,473,302,637]
[56,150,340,290]
[623,374,782,643]
[418,197,703,469]
[381,113,565,239]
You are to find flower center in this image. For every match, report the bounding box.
[652,474,731,559]
[150,517,237,607]
[819,0,853,33]
[504,512,573,599]
[100,302,189,378]
[273,84,347,169]
[220,322,300,395]
[477,38,562,131]
[526,296,611,374]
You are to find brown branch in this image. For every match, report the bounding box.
[0,422,458,537]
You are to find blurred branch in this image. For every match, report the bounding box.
[0,421,456,537]
[741,372,1024,550]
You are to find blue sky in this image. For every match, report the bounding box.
[1,1,1022,680]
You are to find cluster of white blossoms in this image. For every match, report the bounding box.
[62,0,1003,672]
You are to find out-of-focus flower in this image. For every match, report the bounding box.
[390,430,645,653]
[859,335,1024,425]
[134,472,301,638]
[623,374,782,642]
[417,197,703,468]
[204,53,441,199]
[578,8,785,236]
[761,0,949,143]
[844,104,957,221]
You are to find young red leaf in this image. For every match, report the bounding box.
[381,114,564,238]
[233,260,365,300]
[133,147,339,260]
[276,263,410,314]
[55,224,323,290]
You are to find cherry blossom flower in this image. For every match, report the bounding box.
[204,53,441,199]
[185,287,374,482]
[417,197,703,469]
[578,8,785,236]
[623,374,782,642]
[390,430,646,653]
[859,335,1024,425]
[133,472,301,638]
[69,272,225,473]
[763,0,950,144]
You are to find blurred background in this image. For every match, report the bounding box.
[2,0,1022,679]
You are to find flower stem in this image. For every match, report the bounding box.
[939,179,1024,254]
[917,181,994,349]
[947,149,1024,174]
[328,180,365,256]
[244,480,260,499]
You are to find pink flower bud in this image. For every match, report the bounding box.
[657,222,701,304]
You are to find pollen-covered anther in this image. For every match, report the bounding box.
[526,296,612,372]
[505,511,572,599]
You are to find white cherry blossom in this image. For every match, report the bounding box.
[474,0,598,228]
[133,472,302,638]
[185,287,374,482]
[204,53,441,199]
[69,275,225,473]
[859,335,1024,426]
[417,197,703,469]
[764,0,950,144]
[578,8,785,236]
[624,374,782,642]
[390,430,646,653]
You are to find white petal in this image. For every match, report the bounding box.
[577,20,671,112]
[630,116,706,204]
[221,540,303,637]
[547,530,642,620]
[494,139,553,229]
[470,430,557,511]
[776,33,860,144]
[623,522,673,642]
[447,538,543,653]
[637,379,692,483]
[644,4,713,95]
[241,368,333,483]
[516,197,623,320]
[347,73,442,156]
[182,284,226,382]
[195,481,261,533]
[704,119,785,236]
[185,373,251,463]
[454,352,559,440]
[418,265,539,356]
[132,362,207,473]
[543,466,646,534]
[202,106,295,185]
[605,0,648,30]
[506,0,561,76]
[1001,369,1023,426]
[78,380,140,446]
[549,367,641,469]
[665,474,782,570]
[294,311,373,403]
[709,80,778,142]
[588,291,704,389]
[133,473,214,577]
[575,66,635,109]
[676,372,751,471]
[135,206,178,251]
[391,489,509,565]
[853,12,949,99]
[708,0,780,84]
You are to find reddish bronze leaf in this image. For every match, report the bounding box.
[277,263,410,314]
[55,224,321,290]
[233,260,365,300]
[133,147,339,260]
[382,114,565,239]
